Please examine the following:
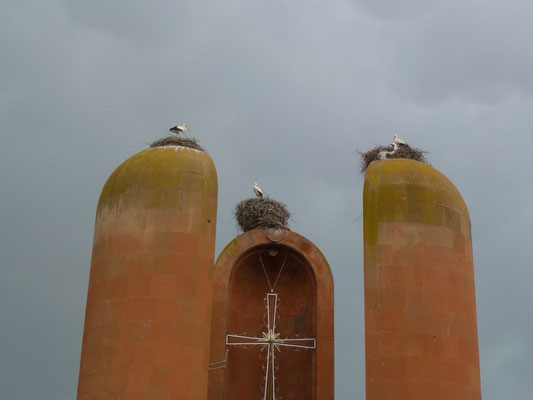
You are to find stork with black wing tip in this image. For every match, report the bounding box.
[393,134,407,147]
[170,124,189,135]
[252,182,263,198]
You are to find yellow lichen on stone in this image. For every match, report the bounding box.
[363,159,470,266]
[98,147,218,212]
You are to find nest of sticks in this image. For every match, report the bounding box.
[149,136,205,152]
[359,143,428,174]
[234,197,290,232]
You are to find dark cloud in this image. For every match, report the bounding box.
[386,1,533,105]
[1,0,532,398]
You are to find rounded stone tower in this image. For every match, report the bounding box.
[78,145,218,399]
[363,159,481,399]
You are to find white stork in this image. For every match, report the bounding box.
[378,142,400,160]
[170,124,189,135]
[252,182,263,198]
[377,151,389,160]
[393,134,407,146]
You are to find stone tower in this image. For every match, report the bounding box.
[363,159,481,399]
[78,145,218,399]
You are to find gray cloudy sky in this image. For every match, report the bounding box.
[1,0,532,398]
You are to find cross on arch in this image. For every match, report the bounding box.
[225,293,316,400]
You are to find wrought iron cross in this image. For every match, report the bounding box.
[225,293,316,400]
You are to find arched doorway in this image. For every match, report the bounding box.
[226,247,317,399]
[208,230,334,400]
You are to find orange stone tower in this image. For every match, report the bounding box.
[363,159,482,399]
[78,145,218,399]
[207,229,334,400]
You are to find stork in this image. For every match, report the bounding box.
[378,142,399,160]
[377,151,389,160]
[393,134,407,146]
[170,124,189,135]
[252,182,263,198]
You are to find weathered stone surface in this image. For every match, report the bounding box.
[78,146,218,399]
[364,159,481,400]
[208,229,334,400]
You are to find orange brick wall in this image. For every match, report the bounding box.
[78,146,218,399]
[363,159,481,400]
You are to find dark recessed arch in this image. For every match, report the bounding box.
[208,230,334,400]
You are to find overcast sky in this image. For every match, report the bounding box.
[1,0,532,399]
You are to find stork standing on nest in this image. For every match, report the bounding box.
[170,124,189,135]
[377,151,387,160]
[252,182,263,198]
[378,143,395,160]
[393,134,407,147]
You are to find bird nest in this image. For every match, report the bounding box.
[359,144,428,174]
[150,136,205,152]
[235,197,291,232]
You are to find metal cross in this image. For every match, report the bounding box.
[225,293,316,400]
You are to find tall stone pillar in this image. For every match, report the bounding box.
[363,159,481,399]
[78,145,218,399]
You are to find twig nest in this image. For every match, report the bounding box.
[359,144,429,174]
[234,197,290,232]
[150,136,205,152]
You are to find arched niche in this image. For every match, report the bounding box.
[208,230,334,400]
